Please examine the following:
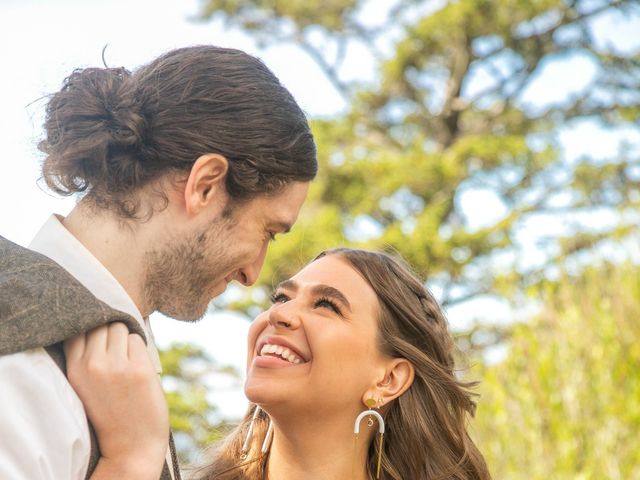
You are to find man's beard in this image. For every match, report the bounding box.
[143,220,235,321]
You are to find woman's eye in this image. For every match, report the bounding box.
[270,292,289,304]
[315,298,342,315]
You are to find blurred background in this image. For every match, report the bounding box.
[1,0,639,477]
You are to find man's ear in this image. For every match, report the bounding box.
[362,358,415,408]
[183,153,229,215]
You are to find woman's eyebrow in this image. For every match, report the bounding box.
[311,285,352,312]
[274,280,352,312]
[276,279,298,292]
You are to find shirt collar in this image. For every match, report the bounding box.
[29,214,162,373]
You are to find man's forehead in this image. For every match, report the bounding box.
[263,181,309,228]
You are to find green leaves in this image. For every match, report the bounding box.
[195,0,639,314]
[159,343,239,462]
[474,264,640,478]
[200,0,359,31]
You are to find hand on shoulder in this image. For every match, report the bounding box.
[64,322,169,480]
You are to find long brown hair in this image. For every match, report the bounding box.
[194,248,490,479]
[39,45,317,219]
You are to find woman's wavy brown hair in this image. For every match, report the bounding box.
[39,45,317,219]
[193,248,490,480]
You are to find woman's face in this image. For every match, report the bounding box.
[245,255,386,415]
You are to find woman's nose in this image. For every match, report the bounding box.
[267,303,300,329]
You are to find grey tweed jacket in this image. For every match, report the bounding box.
[0,235,181,480]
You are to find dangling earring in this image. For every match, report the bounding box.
[353,398,385,480]
[241,405,273,460]
[261,417,274,454]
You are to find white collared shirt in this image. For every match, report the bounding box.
[0,214,171,479]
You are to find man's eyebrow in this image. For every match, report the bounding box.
[269,221,292,234]
[274,281,352,312]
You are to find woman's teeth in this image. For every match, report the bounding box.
[260,343,303,364]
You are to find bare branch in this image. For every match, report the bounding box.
[296,34,352,98]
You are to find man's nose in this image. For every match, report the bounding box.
[235,242,269,286]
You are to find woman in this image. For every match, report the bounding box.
[67,248,491,479]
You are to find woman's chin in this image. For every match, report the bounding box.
[244,382,298,410]
[244,383,275,405]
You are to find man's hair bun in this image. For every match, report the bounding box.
[39,66,152,202]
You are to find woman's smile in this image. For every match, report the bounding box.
[252,336,310,368]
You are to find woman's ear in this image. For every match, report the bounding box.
[183,153,229,215]
[362,358,415,408]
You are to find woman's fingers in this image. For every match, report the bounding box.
[65,322,145,385]
[65,322,169,473]
[84,323,109,356]
[63,331,86,363]
[127,332,149,364]
[106,322,130,362]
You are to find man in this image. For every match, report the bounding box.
[0,45,317,479]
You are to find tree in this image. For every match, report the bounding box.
[473,263,640,478]
[157,2,640,468]
[159,343,241,462]
[198,0,640,323]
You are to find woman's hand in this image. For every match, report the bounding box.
[64,322,169,480]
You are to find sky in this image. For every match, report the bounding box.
[1,0,639,420]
